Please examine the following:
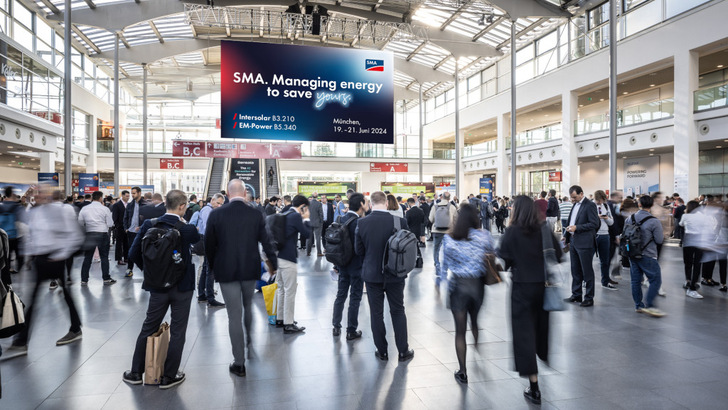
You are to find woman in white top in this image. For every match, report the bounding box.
[680,200,712,298]
[386,194,404,218]
[594,190,616,290]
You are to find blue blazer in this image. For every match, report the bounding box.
[354,210,409,283]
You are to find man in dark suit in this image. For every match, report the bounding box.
[332,193,368,340]
[563,185,600,307]
[307,193,324,256]
[405,198,425,245]
[123,190,200,389]
[419,196,431,239]
[138,193,166,224]
[76,193,92,210]
[123,186,146,277]
[205,179,279,377]
[321,195,335,248]
[112,190,130,265]
[280,195,292,213]
[355,191,414,362]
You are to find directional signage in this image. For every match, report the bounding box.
[370,162,408,173]
[160,159,184,169]
[170,140,302,159]
[172,140,205,157]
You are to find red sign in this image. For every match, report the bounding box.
[237,142,273,159]
[215,118,221,129]
[72,179,78,187]
[206,142,240,158]
[548,171,562,182]
[270,143,302,159]
[160,159,184,169]
[370,162,409,173]
[172,140,205,157]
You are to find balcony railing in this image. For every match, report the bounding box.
[575,98,674,135]
[695,81,728,111]
[302,143,455,160]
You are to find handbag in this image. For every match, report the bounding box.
[483,253,503,286]
[0,288,26,339]
[191,234,205,256]
[541,224,565,312]
[144,322,170,385]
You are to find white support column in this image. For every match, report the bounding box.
[674,50,699,200]
[40,152,55,173]
[561,90,579,193]
[87,116,98,173]
[496,113,509,196]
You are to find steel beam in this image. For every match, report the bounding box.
[64,0,72,195]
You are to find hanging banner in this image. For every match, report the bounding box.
[237,142,275,159]
[269,143,302,159]
[207,142,240,158]
[172,140,205,157]
[78,173,100,194]
[435,183,457,197]
[297,181,357,197]
[380,182,435,197]
[370,162,408,173]
[479,178,494,202]
[221,41,393,143]
[624,156,660,197]
[160,159,183,169]
[230,159,260,199]
[38,172,60,187]
[171,140,301,159]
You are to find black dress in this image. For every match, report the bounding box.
[497,223,562,376]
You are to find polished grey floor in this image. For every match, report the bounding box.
[2,238,728,409]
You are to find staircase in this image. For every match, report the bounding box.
[204,158,226,199]
[264,158,281,198]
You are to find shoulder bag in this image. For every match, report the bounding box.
[541,224,566,312]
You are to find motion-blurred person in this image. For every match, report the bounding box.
[123,186,146,277]
[626,195,665,316]
[306,192,324,257]
[441,203,494,384]
[5,187,84,359]
[701,203,728,292]
[498,196,562,405]
[495,198,509,234]
[78,191,115,286]
[189,193,225,307]
[700,201,725,287]
[680,200,710,298]
[429,192,457,285]
[558,196,572,234]
[111,190,130,266]
[0,186,25,284]
[138,193,166,223]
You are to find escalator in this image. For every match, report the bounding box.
[204,157,227,199]
[264,158,281,198]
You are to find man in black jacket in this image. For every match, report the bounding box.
[205,179,279,377]
[419,196,431,239]
[138,193,166,224]
[321,195,334,247]
[355,191,414,362]
[546,189,560,231]
[123,190,200,389]
[123,187,146,277]
[111,190,130,265]
[563,185,600,307]
[405,198,425,245]
[332,193,368,340]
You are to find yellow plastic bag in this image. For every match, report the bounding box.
[261,282,278,317]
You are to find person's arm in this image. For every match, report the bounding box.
[429,205,435,224]
[679,214,688,227]
[651,218,664,245]
[189,211,200,229]
[128,220,150,267]
[576,203,600,233]
[354,224,365,256]
[291,212,311,239]
[77,208,86,228]
[105,207,114,228]
[258,212,278,271]
[204,214,218,271]
[496,229,513,271]
[604,205,614,226]
[123,202,132,230]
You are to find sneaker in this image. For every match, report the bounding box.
[159,372,185,389]
[81,281,88,286]
[2,345,28,360]
[658,287,666,297]
[207,299,225,308]
[122,371,143,385]
[103,279,117,285]
[56,330,82,346]
[283,324,306,334]
[686,290,704,299]
[608,279,619,285]
[636,306,646,313]
[641,307,666,317]
[49,280,59,289]
[124,269,133,278]
[523,387,542,405]
[720,285,728,293]
[601,283,618,291]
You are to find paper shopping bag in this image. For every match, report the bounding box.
[0,288,26,339]
[144,322,170,385]
[261,282,278,318]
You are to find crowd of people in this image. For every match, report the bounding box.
[0,181,726,403]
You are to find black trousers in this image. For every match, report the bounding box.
[511,282,549,377]
[702,257,727,283]
[131,287,193,378]
[332,271,363,332]
[365,280,408,355]
[14,254,82,346]
[1,238,24,285]
[683,246,702,290]
[114,226,129,262]
[126,232,137,270]
[570,246,596,301]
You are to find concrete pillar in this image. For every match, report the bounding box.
[673,50,699,200]
[561,90,579,193]
[496,113,509,196]
[87,116,98,173]
[40,152,55,173]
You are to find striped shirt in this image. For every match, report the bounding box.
[559,202,573,220]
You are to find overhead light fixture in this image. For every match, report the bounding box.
[718,65,724,68]
[649,149,655,151]
[717,145,723,149]
[650,84,655,87]
[599,98,605,101]
[486,14,494,24]
[622,92,628,95]
[7,146,13,148]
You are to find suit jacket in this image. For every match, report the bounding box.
[111,200,127,229]
[564,198,599,249]
[354,210,409,283]
[280,204,292,213]
[339,212,363,277]
[322,201,334,225]
[205,200,278,282]
[308,199,324,228]
[405,206,425,238]
[128,214,199,292]
[123,198,146,231]
[139,203,166,225]
[278,210,311,263]
[265,203,277,216]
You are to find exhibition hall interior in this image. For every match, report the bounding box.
[2,0,728,409]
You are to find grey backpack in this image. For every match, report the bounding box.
[383,216,418,278]
[433,204,451,229]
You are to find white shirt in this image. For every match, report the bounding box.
[569,197,585,227]
[78,201,114,233]
[27,202,83,259]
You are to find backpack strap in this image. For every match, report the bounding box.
[150,218,160,227]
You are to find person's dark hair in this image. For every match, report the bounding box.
[686,200,700,213]
[131,186,141,194]
[594,190,607,202]
[349,193,365,212]
[92,191,103,201]
[406,198,415,205]
[568,185,583,195]
[121,190,129,196]
[509,195,541,234]
[449,203,480,241]
[84,194,91,200]
[549,189,556,197]
[166,190,187,210]
[189,194,197,202]
[396,196,402,201]
[639,195,654,209]
[540,191,547,198]
[283,195,292,203]
[291,194,309,208]
[387,194,399,211]
[672,193,680,198]
[65,196,73,203]
[220,190,226,196]
[3,186,13,198]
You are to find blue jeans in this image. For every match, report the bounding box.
[433,233,445,283]
[197,257,215,300]
[595,235,611,286]
[630,257,662,309]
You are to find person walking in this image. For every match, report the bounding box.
[546,189,560,231]
[189,193,225,307]
[78,191,115,286]
[123,190,200,389]
[495,198,509,234]
[355,191,414,362]
[627,195,666,316]
[498,196,562,405]
[205,180,279,377]
[593,190,617,291]
[0,186,25,285]
[123,186,146,278]
[306,193,324,257]
[429,192,457,286]
[441,203,494,384]
[680,200,710,298]
[111,190,130,266]
[563,185,599,307]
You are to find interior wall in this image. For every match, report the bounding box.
[579,152,675,196]
[0,166,42,183]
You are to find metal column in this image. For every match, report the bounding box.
[454,60,461,199]
[608,0,618,192]
[63,0,72,194]
[113,34,120,198]
[143,63,148,185]
[510,20,517,196]
[418,84,424,182]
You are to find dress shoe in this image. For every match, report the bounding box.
[374,350,389,361]
[523,387,542,405]
[117,261,127,266]
[564,296,582,303]
[122,371,143,385]
[229,363,246,377]
[207,299,225,308]
[398,349,415,362]
[317,253,324,257]
[159,372,185,389]
[332,327,341,336]
[346,330,362,341]
[454,370,468,384]
[283,324,306,334]
[197,296,208,303]
[276,320,285,328]
[580,299,594,307]
[306,252,311,257]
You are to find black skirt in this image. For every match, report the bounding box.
[449,277,484,313]
[511,282,549,377]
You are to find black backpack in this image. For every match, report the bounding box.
[266,210,293,251]
[141,219,187,290]
[607,202,625,238]
[383,216,418,278]
[183,204,196,223]
[619,214,655,260]
[324,216,356,267]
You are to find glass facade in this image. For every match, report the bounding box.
[699,149,728,197]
